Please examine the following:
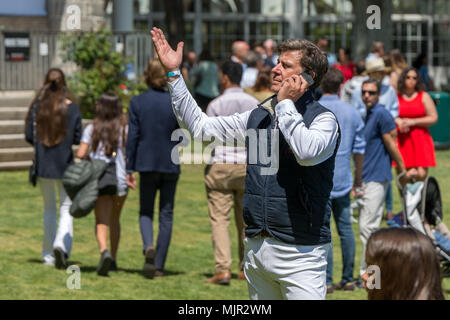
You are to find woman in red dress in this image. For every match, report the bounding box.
[395,67,438,180]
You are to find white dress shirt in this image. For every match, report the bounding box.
[168,77,339,167]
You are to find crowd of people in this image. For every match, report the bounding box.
[23,28,447,300]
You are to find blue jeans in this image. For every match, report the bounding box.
[139,172,179,271]
[385,181,393,212]
[326,193,356,286]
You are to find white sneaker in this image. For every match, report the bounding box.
[43,255,55,266]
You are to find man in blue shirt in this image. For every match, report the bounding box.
[358,78,407,279]
[351,57,399,221]
[319,68,366,293]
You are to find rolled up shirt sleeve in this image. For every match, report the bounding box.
[275,99,339,166]
[168,77,250,144]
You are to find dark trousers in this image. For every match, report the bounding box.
[139,172,179,271]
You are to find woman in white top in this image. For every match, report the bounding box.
[76,93,128,276]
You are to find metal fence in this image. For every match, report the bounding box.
[0,31,153,91]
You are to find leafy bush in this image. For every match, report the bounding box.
[62,29,147,119]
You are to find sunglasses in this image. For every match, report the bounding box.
[362,90,378,96]
[406,76,417,80]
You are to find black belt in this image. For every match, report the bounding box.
[259,230,271,238]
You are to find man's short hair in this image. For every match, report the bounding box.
[244,50,262,68]
[277,39,328,90]
[321,67,344,94]
[355,60,366,76]
[264,39,277,50]
[371,41,384,54]
[362,78,381,94]
[222,60,243,85]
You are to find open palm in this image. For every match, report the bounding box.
[150,27,184,72]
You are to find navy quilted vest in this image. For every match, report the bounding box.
[243,91,340,245]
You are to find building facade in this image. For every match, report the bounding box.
[0,0,449,90]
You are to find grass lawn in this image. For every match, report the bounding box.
[1,150,450,300]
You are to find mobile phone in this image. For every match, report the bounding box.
[300,72,314,88]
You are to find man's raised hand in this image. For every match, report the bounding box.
[150,27,184,72]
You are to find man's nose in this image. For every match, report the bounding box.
[272,64,280,74]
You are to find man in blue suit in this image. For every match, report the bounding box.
[126,59,182,279]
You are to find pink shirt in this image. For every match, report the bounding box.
[206,87,258,164]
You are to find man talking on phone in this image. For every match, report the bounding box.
[151,28,340,300]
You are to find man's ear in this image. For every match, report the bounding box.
[223,74,231,84]
[338,83,344,97]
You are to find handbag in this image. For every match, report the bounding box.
[29,105,38,187]
[98,151,118,196]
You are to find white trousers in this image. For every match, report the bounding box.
[359,181,389,276]
[244,235,330,300]
[39,178,73,264]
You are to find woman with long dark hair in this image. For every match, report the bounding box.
[394,67,438,181]
[364,227,444,300]
[25,68,82,268]
[76,93,128,276]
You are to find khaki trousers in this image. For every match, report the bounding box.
[204,163,247,274]
[359,181,389,276]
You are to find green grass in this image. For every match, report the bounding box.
[1,150,450,300]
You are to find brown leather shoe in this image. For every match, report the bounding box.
[237,271,246,280]
[205,271,231,285]
[326,285,335,294]
[335,281,356,291]
[155,270,164,277]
